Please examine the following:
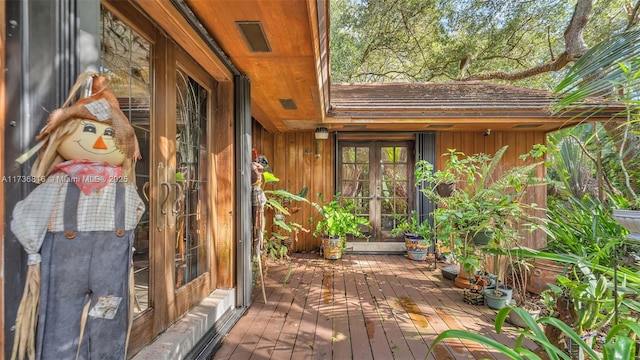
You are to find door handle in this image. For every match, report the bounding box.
[160,182,171,215]
[156,163,167,230]
[172,182,184,215]
[142,181,150,202]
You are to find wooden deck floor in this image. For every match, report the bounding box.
[211,253,538,360]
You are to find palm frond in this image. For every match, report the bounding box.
[553,29,640,112]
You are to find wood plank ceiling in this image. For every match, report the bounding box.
[185,0,622,134]
[186,0,327,133]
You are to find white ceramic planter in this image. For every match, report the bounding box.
[612,209,640,244]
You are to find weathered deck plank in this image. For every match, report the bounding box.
[212,253,540,360]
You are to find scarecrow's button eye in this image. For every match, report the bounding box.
[103,128,115,137]
[83,123,97,133]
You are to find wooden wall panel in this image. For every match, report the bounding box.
[253,127,548,251]
[435,131,548,249]
[214,81,236,289]
[252,122,333,252]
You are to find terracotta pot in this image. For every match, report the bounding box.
[526,259,566,294]
[454,264,472,289]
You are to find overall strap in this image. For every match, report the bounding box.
[114,183,126,236]
[63,182,81,237]
[62,181,128,236]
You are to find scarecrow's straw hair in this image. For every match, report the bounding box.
[31,119,80,181]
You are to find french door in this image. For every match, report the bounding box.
[339,141,415,242]
[101,5,215,353]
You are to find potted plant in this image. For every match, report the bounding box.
[417,145,545,289]
[484,287,510,310]
[505,254,541,327]
[415,148,465,198]
[542,265,629,359]
[391,210,432,261]
[313,193,371,260]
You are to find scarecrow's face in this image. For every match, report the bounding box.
[57,119,125,165]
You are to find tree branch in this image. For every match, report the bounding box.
[563,0,592,60]
[626,0,640,30]
[462,0,592,81]
[462,51,572,81]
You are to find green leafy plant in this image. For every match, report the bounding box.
[427,306,640,360]
[263,188,310,260]
[312,193,371,253]
[416,145,545,283]
[414,148,465,188]
[553,30,640,210]
[544,194,628,268]
[390,210,431,238]
[543,264,630,337]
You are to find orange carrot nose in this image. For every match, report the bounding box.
[93,136,108,150]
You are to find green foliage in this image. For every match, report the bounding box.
[264,238,289,261]
[544,194,628,267]
[313,193,371,240]
[429,305,640,360]
[428,306,602,360]
[416,145,544,280]
[554,29,640,110]
[414,148,465,187]
[544,266,629,336]
[263,188,311,261]
[330,0,632,88]
[390,210,431,238]
[552,29,640,209]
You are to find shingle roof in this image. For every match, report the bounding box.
[329,82,620,120]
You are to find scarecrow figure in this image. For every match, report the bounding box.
[11,72,145,360]
[251,160,268,303]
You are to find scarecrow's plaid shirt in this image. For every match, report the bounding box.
[11,173,145,260]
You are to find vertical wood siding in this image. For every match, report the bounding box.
[253,125,548,252]
[252,123,333,252]
[214,81,236,288]
[436,131,548,249]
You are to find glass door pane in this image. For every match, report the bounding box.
[340,146,372,239]
[174,69,209,288]
[339,141,413,242]
[380,146,410,238]
[100,7,151,315]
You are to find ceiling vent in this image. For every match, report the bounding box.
[236,21,271,52]
[514,123,543,128]
[279,98,297,110]
[343,124,367,129]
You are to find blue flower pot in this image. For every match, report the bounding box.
[407,249,428,261]
[484,289,508,310]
